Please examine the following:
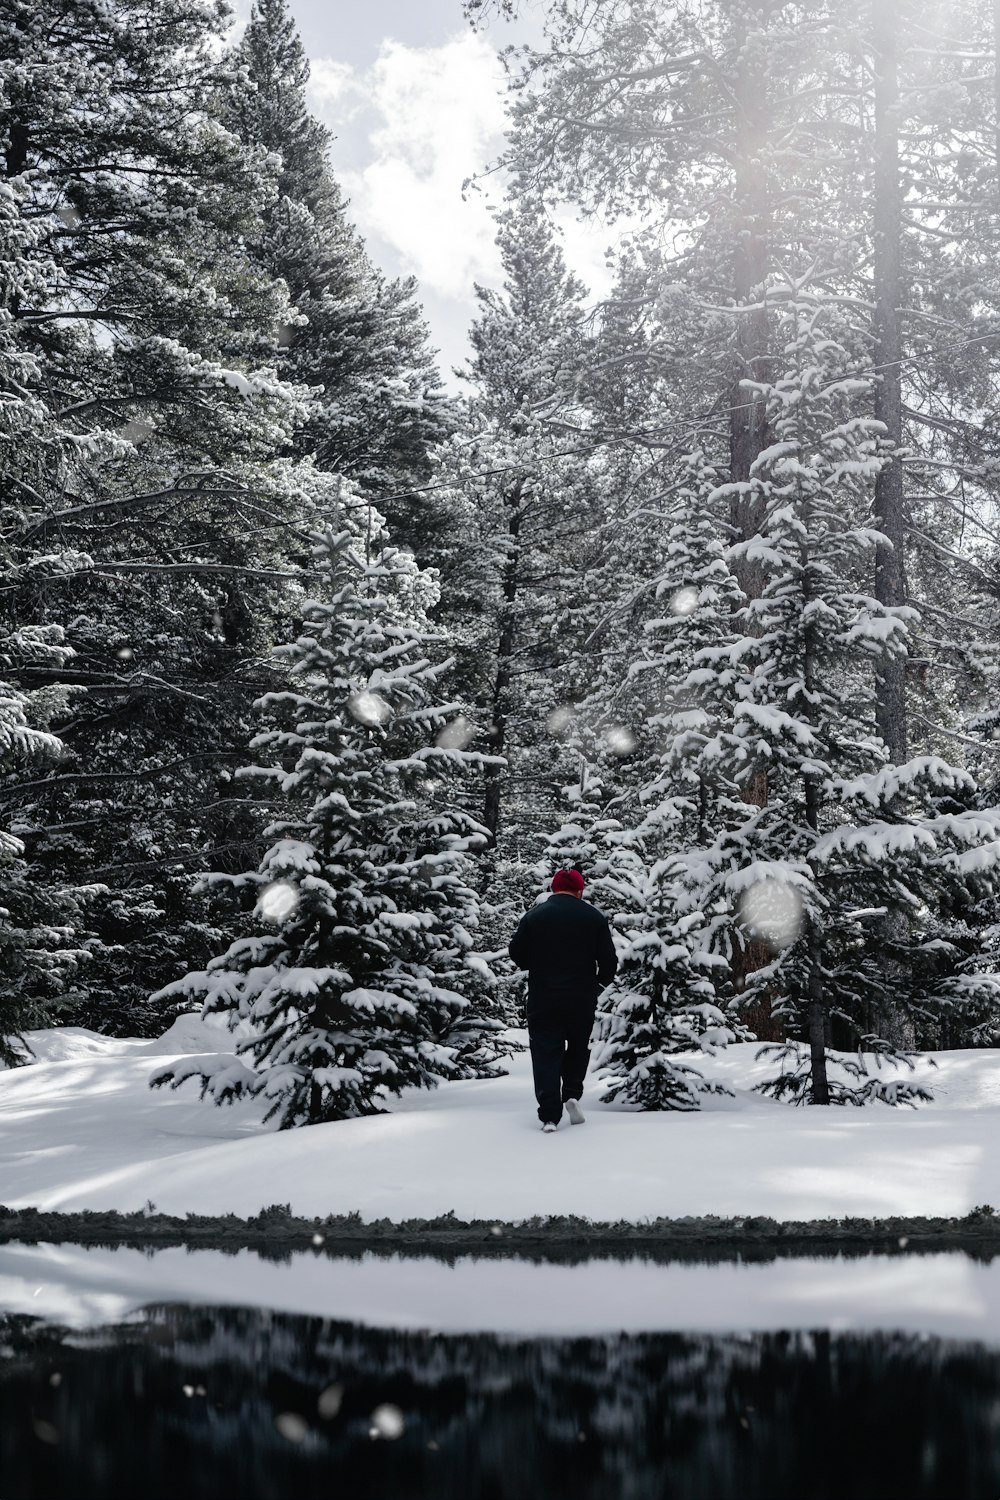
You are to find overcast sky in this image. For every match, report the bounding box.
[232,0,623,389]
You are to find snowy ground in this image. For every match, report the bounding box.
[5,1015,1000,1223]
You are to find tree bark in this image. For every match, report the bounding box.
[995,0,1000,181]
[5,120,28,179]
[4,115,29,322]
[871,2,907,766]
[482,481,523,843]
[871,0,916,1052]
[728,23,771,563]
[806,939,831,1104]
[727,12,781,1037]
[4,9,31,181]
[803,627,830,1105]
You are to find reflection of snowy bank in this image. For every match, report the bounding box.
[6,1241,1000,1342]
[5,1016,1000,1222]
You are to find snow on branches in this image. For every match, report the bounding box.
[152,510,504,1126]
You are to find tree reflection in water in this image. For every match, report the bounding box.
[1,1304,999,1499]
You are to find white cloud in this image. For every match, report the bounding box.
[309,31,507,300]
[309,57,366,120]
[304,31,644,383]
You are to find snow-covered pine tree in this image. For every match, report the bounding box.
[0,175,101,1059]
[1,0,470,1042]
[225,0,454,557]
[0,621,97,1064]
[538,758,738,1113]
[592,853,736,1111]
[588,449,747,1107]
[440,197,607,976]
[474,1,1000,1044]
[151,503,503,1126]
[477,0,846,1009]
[476,0,1000,1021]
[540,760,616,889]
[710,304,1000,1104]
[0,0,327,1032]
[799,0,1000,781]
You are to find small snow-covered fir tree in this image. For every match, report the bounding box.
[592,850,735,1110]
[532,742,737,1113]
[540,758,619,893]
[151,510,503,1126]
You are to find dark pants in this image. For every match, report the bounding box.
[527,1004,596,1125]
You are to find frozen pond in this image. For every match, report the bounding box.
[4,1243,1000,1498]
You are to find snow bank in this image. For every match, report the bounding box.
[4,1016,1000,1223]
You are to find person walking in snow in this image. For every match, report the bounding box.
[508,868,618,1132]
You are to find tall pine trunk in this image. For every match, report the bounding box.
[806,940,831,1105]
[871,0,915,1051]
[872,3,907,765]
[483,481,523,843]
[728,14,781,1037]
[995,0,1000,178]
[803,523,831,1104]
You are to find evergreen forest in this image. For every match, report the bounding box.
[5,0,1000,1120]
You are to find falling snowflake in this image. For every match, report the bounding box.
[317,1384,343,1419]
[275,324,296,347]
[370,1404,405,1440]
[436,716,475,750]
[546,706,575,735]
[670,586,699,616]
[116,646,134,661]
[275,1412,309,1443]
[257,881,299,924]
[739,880,803,950]
[55,205,81,228]
[348,691,392,727]
[604,725,636,756]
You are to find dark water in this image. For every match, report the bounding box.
[3,1301,1000,1500]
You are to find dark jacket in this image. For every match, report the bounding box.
[508,893,618,1010]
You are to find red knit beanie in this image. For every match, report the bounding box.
[552,868,585,895]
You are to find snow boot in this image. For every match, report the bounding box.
[565,1098,585,1126]
[541,1121,558,1133]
